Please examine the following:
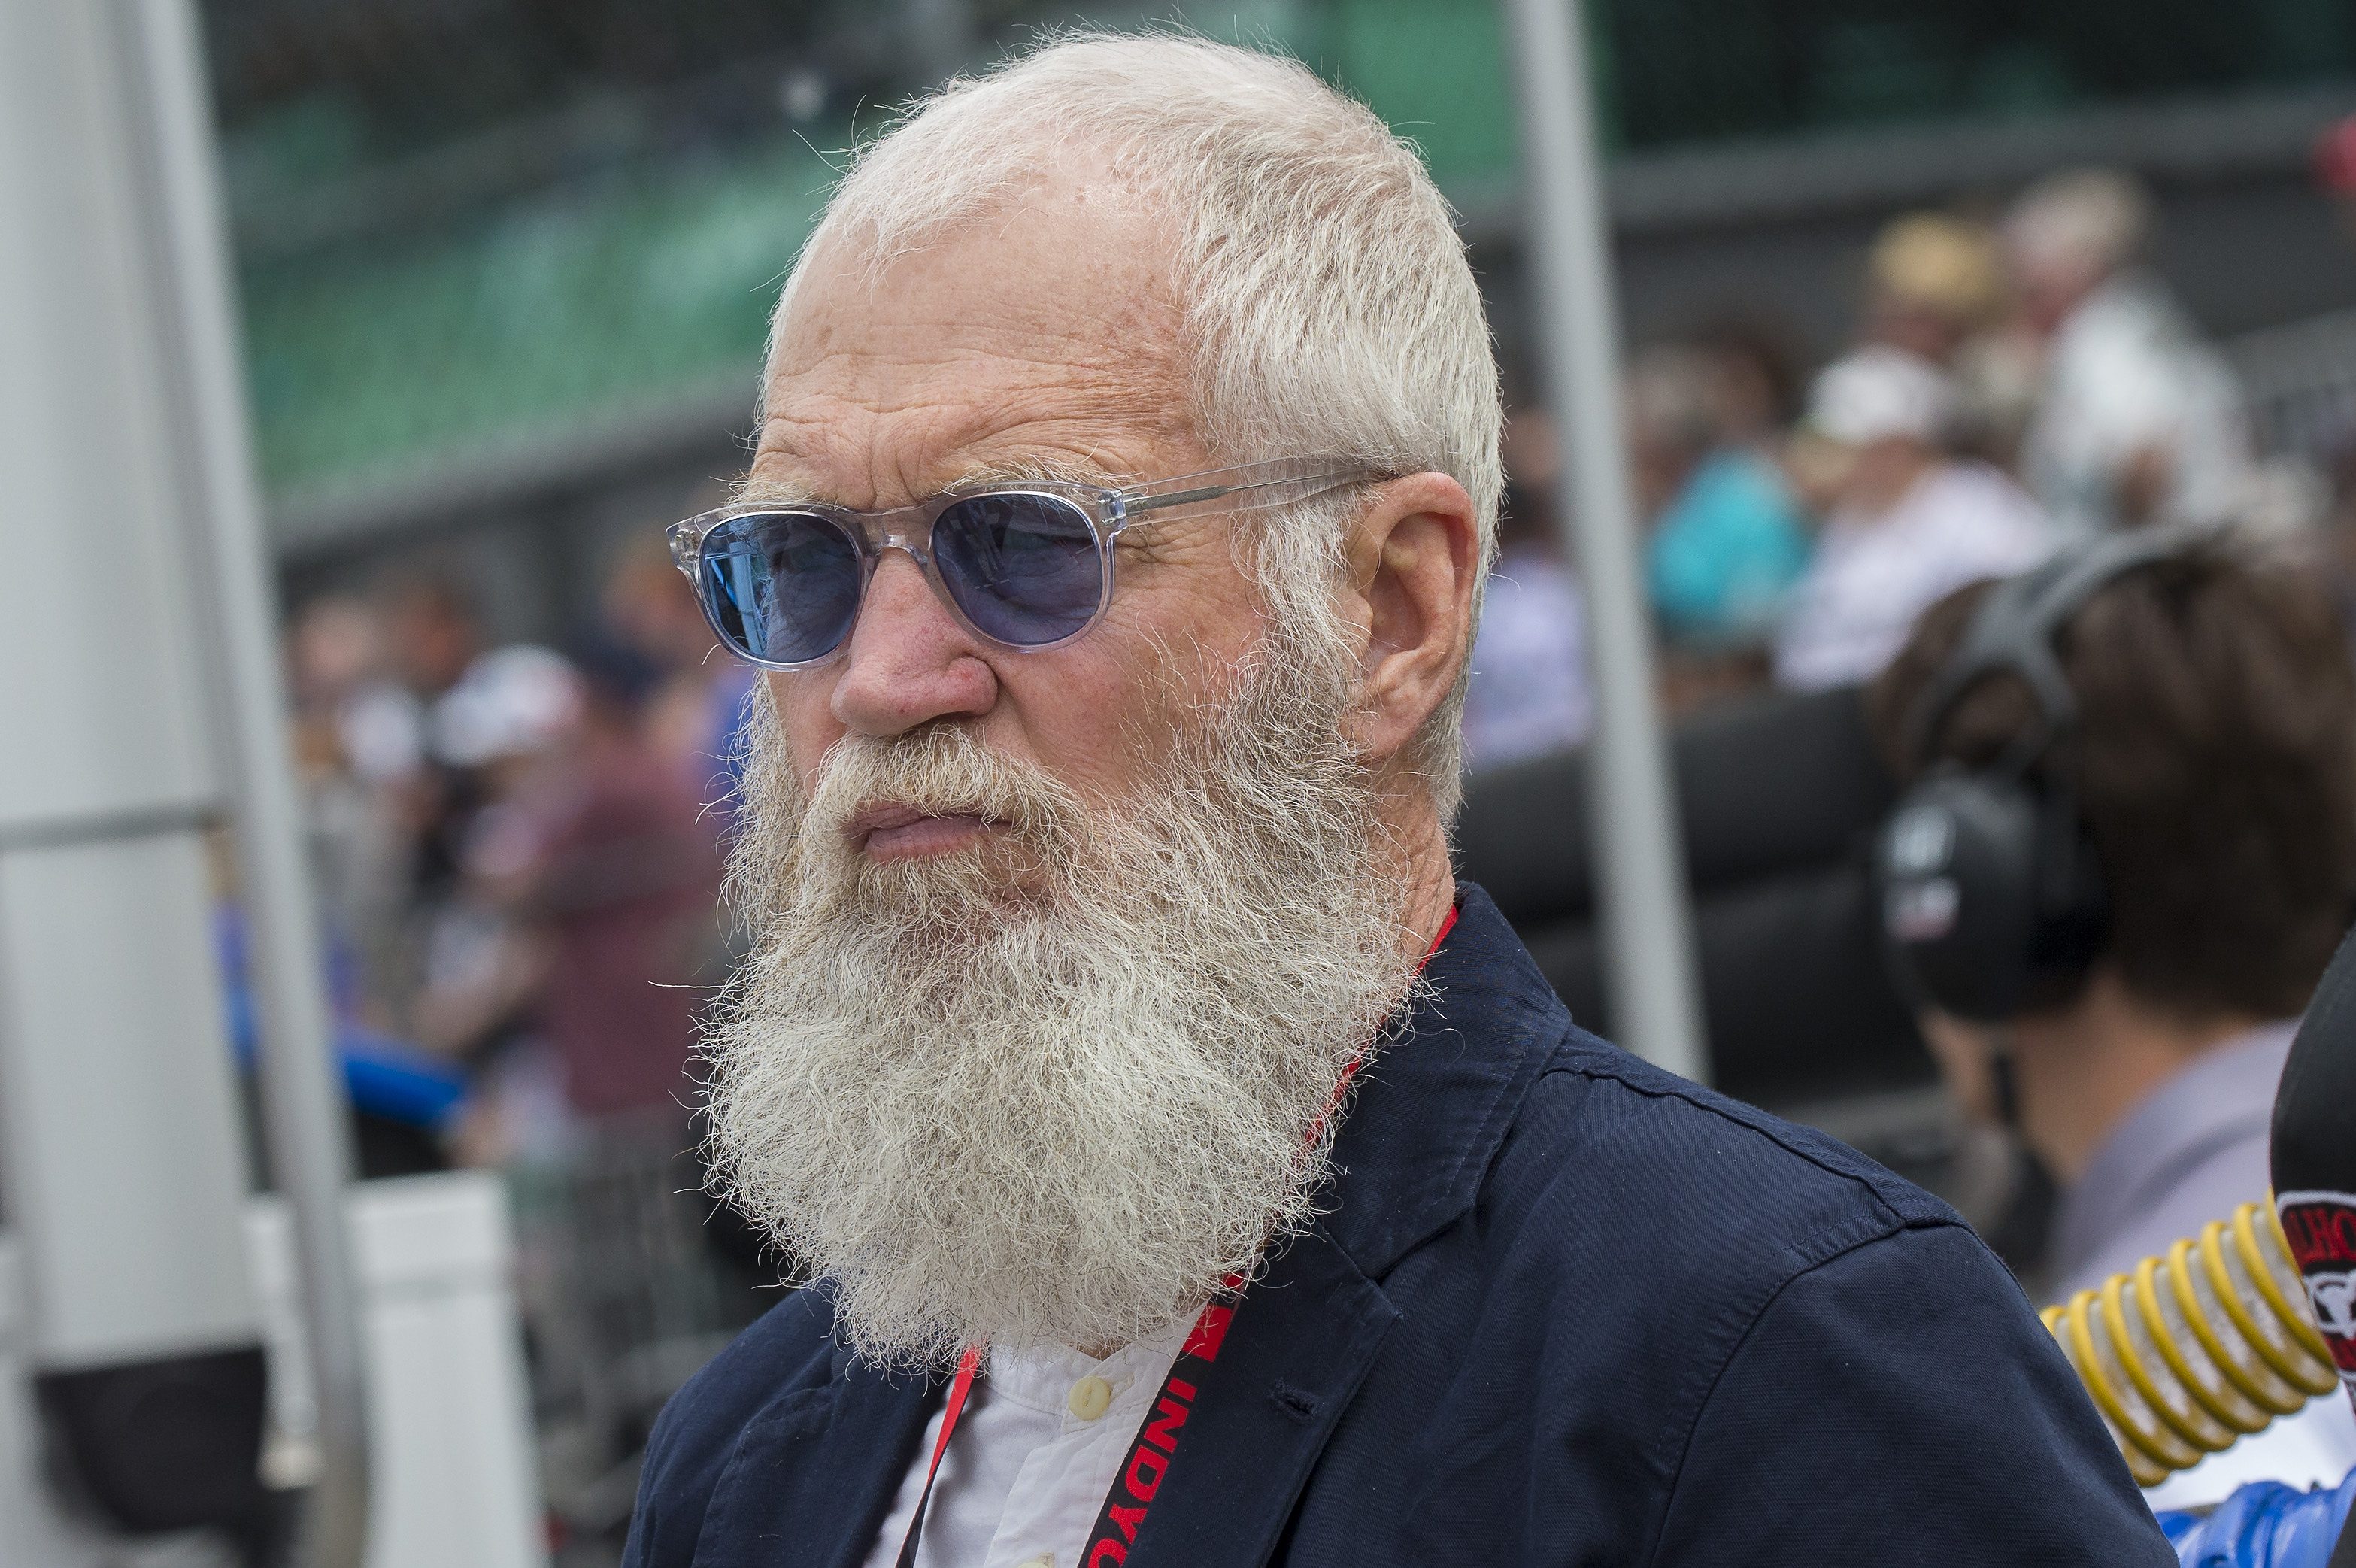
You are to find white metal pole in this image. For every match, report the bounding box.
[1502,0,1712,1081]
[118,2,373,1560]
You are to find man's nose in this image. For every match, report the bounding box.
[828,550,998,737]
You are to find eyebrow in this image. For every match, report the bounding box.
[731,473,828,508]
[953,454,1131,490]
[731,453,1134,511]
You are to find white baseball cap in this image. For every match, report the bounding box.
[429,644,582,767]
[1805,346,1956,447]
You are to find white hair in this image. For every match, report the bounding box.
[767,32,1502,817]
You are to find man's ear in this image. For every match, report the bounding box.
[1338,472,1478,767]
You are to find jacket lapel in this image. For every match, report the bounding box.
[1320,885,1563,1280]
[698,1351,936,1568]
[1120,1227,1398,1568]
[1113,886,1554,1566]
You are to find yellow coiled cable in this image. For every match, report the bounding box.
[2041,1200,2342,1486]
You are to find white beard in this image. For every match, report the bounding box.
[703,629,1420,1370]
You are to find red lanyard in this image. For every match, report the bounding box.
[896,903,1457,1568]
[893,1350,981,1568]
[1074,1290,1236,1566]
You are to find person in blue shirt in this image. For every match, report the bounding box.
[1648,444,1813,642]
[1627,341,1813,654]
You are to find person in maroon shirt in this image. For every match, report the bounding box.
[500,638,723,1125]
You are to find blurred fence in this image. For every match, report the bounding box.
[510,1122,764,1541]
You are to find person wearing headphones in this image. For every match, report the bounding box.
[1868,531,2356,1308]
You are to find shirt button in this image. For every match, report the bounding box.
[1017,1557,1053,1568]
[1067,1375,1113,1421]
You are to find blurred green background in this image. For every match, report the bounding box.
[205,0,2356,516]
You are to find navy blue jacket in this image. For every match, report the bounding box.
[626,884,2173,1565]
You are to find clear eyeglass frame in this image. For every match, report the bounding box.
[664,456,1381,669]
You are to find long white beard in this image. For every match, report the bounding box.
[704,630,1420,1369]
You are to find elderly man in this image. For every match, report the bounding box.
[626,35,2170,1567]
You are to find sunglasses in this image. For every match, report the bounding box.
[666,458,1377,671]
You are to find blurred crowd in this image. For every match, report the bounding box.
[274,541,755,1175]
[1462,163,2350,770]
[264,162,2356,1168]
[256,541,770,1533]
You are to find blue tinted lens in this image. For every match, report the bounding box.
[698,511,863,666]
[932,494,1105,647]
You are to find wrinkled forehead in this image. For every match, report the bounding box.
[755,167,1202,508]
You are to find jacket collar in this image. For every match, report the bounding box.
[696,1327,938,1568]
[1318,881,1564,1280]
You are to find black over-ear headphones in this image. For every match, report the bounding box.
[1873,527,2193,1024]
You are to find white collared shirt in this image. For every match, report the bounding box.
[2020,272,2251,538]
[1773,459,2052,692]
[862,1316,1193,1568]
